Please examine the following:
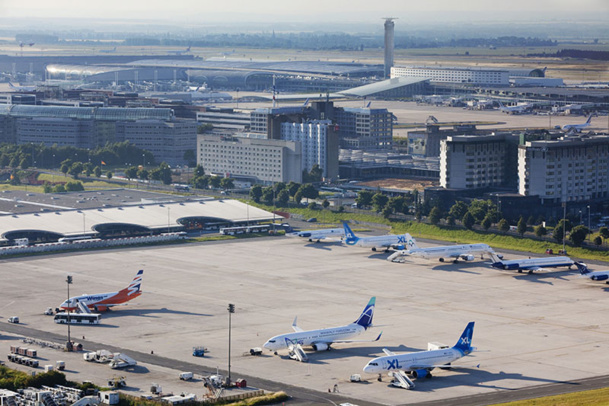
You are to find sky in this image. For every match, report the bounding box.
[0,0,607,24]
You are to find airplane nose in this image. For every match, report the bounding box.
[263,341,272,350]
[363,364,374,374]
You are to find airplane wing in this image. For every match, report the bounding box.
[291,316,303,333]
[382,347,396,356]
[334,331,382,344]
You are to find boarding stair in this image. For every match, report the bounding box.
[389,370,415,390]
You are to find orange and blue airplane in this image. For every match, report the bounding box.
[59,270,143,312]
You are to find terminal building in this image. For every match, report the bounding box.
[391,66,548,86]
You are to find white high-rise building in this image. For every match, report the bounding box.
[281,120,338,180]
[518,135,609,204]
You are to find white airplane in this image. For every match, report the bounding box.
[287,227,345,242]
[342,222,409,252]
[363,322,476,390]
[562,115,593,132]
[58,270,143,312]
[575,262,608,283]
[489,254,573,273]
[8,82,36,92]
[497,101,531,114]
[263,297,381,361]
[388,235,496,263]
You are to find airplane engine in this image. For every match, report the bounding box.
[300,233,311,238]
[439,258,445,262]
[394,245,405,250]
[312,343,329,351]
[592,274,609,281]
[410,369,431,379]
[463,255,475,261]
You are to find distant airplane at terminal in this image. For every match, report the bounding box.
[287,227,344,242]
[342,222,409,252]
[562,115,593,132]
[59,270,143,312]
[168,46,191,55]
[362,322,476,390]
[263,297,380,362]
[489,254,573,273]
[8,82,36,92]
[99,47,117,54]
[387,235,496,263]
[497,101,532,114]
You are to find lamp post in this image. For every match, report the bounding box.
[82,212,86,235]
[562,202,567,253]
[66,275,73,351]
[167,206,171,233]
[587,205,591,240]
[227,303,235,385]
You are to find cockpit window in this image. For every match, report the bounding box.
[369,362,378,366]
[268,340,276,343]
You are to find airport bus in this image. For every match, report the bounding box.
[54,313,101,325]
[219,225,272,235]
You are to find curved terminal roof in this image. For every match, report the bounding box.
[0,199,277,243]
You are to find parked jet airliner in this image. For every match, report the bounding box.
[363,322,476,390]
[287,227,345,242]
[59,270,143,312]
[490,254,573,273]
[388,235,496,263]
[497,101,531,114]
[263,297,380,360]
[562,115,593,132]
[343,222,409,251]
[8,82,36,92]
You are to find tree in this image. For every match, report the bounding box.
[83,162,93,177]
[449,201,468,221]
[307,202,317,210]
[261,187,274,205]
[194,164,205,178]
[372,193,389,212]
[250,185,263,203]
[298,184,318,200]
[106,171,113,179]
[68,162,84,179]
[481,215,492,231]
[124,166,138,180]
[387,196,405,214]
[93,166,102,178]
[569,225,589,247]
[381,206,393,219]
[273,182,286,193]
[553,219,572,243]
[209,175,221,189]
[65,181,84,191]
[462,212,475,230]
[527,215,536,226]
[429,206,442,225]
[293,190,303,205]
[600,227,609,243]
[498,218,510,233]
[193,175,209,190]
[517,216,527,236]
[322,199,330,209]
[534,225,547,237]
[277,189,290,206]
[43,182,52,193]
[287,181,300,198]
[137,168,149,181]
[53,184,66,193]
[157,162,173,185]
[594,236,603,246]
[220,178,234,190]
[356,190,374,209]
[446,215,456,226]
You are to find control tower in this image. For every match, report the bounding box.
[383,18,397,78]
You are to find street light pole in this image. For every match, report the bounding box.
[66,275,73,351]
[227,303,235,386]
[562,202,567,253]
[587,205,591,241]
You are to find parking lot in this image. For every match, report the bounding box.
[1,235,609,405]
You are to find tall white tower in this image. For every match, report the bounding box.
[383,18,397,78]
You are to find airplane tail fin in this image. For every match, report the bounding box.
[342,222,358,244]
[354,297,375,329]
[586,115,593,124]
[452,321,475,355]
[575,261,590,275]
[124,269,143,296]
[8,82,15,89]
[405,233,418,249]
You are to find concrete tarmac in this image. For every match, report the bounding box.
[1,236,609,405]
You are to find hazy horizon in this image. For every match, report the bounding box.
[0,0,607,25]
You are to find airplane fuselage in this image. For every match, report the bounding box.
[492,256,573,271]
[364,348,464,374]
[60,290,141,311]
[264,323,365,351]
[288,228,345,241]
[409,244,492,260]
[345,235,408,250]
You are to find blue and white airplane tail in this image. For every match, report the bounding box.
[585,115,593,124]
[342,222,359,245]
[575,261,590,275]
[452,322,475,355]
[405,233,418,249]
[353,297,376,329]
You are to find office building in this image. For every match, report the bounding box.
[518,135,609,204]
[334,107,393,150]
